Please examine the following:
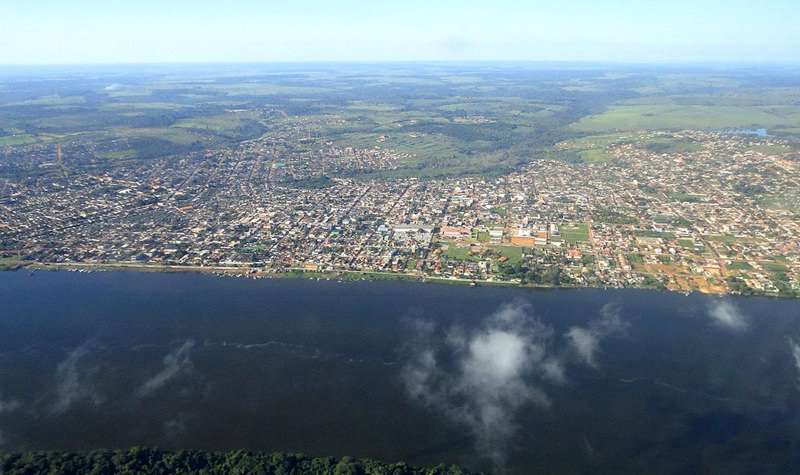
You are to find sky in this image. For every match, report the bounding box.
[1,0,799,65]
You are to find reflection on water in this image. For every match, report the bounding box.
[1,270,799,473]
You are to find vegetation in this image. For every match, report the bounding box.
[0,448,479,475]
[4,65,800,182]
[572,103,800,133]
[556,223,590,243]
[727,261,754,271]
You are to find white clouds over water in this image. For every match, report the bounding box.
[51,344,102,413]
[789,338,800,375]
[402,301,625,467]
[707,300,748,331]
[402,302,558,466]
[0,396,19,413]
[138,340,195,397]
[565,304,627,368]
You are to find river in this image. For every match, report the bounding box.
[1,270,799,473]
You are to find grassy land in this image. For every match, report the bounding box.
[339,131,462,164]
[474,231,490,242]
[172,113,258,134]
[490,245,525,263]
[572,104,800,132]
[626,253,644,264]
[4,66,800,184]
[0,134,39,146]
[549,133,628,163]
[763,261,789,272]
[745,144,794,154]
[0,256,27,270]
[438,243,481,261]
[635,230,677,239]
[728,261,754,271]
[705,235,747,244]
[558,223,590,243]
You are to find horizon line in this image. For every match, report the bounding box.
[2,59,800,69]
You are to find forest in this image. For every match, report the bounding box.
[0,448,478,475]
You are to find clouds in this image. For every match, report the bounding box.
[791,339,800,372]
[51,344,102,413]
[565,304,627,368]
[402,301,557,466]
[402,301,624,467]
[789,339,800,389]
[565,327,600,368]
[33,339,200,415]
[138,340,195,397]
[0,396,20,413]
[707,300,748,331]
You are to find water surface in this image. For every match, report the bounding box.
[1,270,799,473]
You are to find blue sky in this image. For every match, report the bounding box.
[1,0,799,64]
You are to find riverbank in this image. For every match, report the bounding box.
[1,258,727,296]
[23,261,524,288]
[10,256,793,297]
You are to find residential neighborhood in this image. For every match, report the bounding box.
[2,130,798,296]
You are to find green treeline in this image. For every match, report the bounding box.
[0,448,481,475]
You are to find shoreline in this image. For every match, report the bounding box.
[0,259,758,297]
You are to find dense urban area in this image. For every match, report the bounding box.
[1,66,798,297]
[2,128,797,297]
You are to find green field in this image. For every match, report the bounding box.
[3,64,800,182]
[705,235,747,244]
[746,144,795,155]
[173,113,259,134]
[0,134,39,146]
[557,223,590,243]
[763,261,789,272]
[490,245,525,263]
[572,104,800,133]
[438,243,481,261]
[728,261,754,271]
[339,131,462,163]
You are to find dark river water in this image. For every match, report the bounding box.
[1,270,800,473]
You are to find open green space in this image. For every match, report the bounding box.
[573,103,800,133]
[473,231,490,242]
[3,64,800,181]
[763,261,789,272]
[437,243,481,261]
[746,144,795,155]
[705,235,747,244]
[634,230,677,239]
[728,261,754,271]
[558,223,590,243]
[490,245,525,263]
[626,253,644,264]
[0,256,28,270]
[0,134,39,146]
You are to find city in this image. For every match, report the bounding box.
[3,128,797,297]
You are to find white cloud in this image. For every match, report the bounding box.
[402,301,561,467]
[403,301,629,467]
[789,338,800,374]
[707,300,748,331]
[0,396,20,413]
[51,344,102,413]
[138,340,195,397]
[565,304,627,368]
[565,327,600,368]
